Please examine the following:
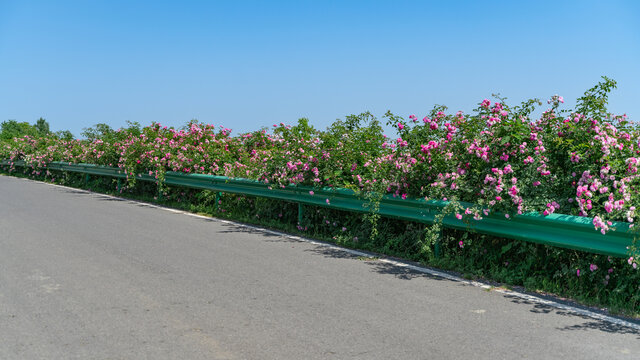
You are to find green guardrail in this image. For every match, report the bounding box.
[2,159,635,258]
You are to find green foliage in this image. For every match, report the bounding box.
[54,130,75,141]
[319,112,385,188]
[274,117,318,140]
[1,118,73,143]
[35,117,50,136]
[575,76,617,121]
[81,123,115,142]
[1,120,39,141]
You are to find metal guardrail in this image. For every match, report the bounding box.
[2,159,634,258]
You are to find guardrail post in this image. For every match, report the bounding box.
[215,192,222,211]
[157,183,163,201]
[434,228,442,258]
[84,174,89,187]
[298,203,305,226]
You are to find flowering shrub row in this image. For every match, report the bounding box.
[2,79,638,246]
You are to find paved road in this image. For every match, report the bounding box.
[1,175,639,359]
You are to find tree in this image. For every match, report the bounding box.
[0,120,38,141]
[54,130,75,141]
[81,123,115,141]
[35,117,51,136]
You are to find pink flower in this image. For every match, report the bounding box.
[576,269,581,277]
[455,213,463,220]
[585,200,592,210]
[604,201,613,213]
[397,123,404,130]
[458,240,464,248]
[309,190,314,195]
[589,264,598,272]
[326,198,330,205]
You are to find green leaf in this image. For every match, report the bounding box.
[500,242,514,255]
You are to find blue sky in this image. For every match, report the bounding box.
[1,0,638,137]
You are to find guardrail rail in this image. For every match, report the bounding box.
[2,159,634,258]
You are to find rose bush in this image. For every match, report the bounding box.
[3,78,637,231]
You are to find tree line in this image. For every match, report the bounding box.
[0,118,74,142]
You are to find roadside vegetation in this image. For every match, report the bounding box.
[2,77,639,317]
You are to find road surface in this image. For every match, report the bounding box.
[1,175,639,359]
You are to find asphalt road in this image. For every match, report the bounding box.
[1,175,639,359]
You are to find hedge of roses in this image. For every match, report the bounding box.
[2,78,639,255]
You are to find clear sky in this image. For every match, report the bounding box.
[1,0,638,138]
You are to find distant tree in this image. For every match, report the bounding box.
[124,120,141,138]
[35,117,51,136]
[0,120,38,141]
[81,123,115,141]
[54,130,75,141]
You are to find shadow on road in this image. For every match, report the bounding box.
[503,294,640,338]
[216,222,287,239]
[61,188,93,195]
[61,188,126,201]
[556,321,640,337]
[96,196,127,202]
[218,221,451,282]
[363,260,451,281]
[301,240,452,283]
